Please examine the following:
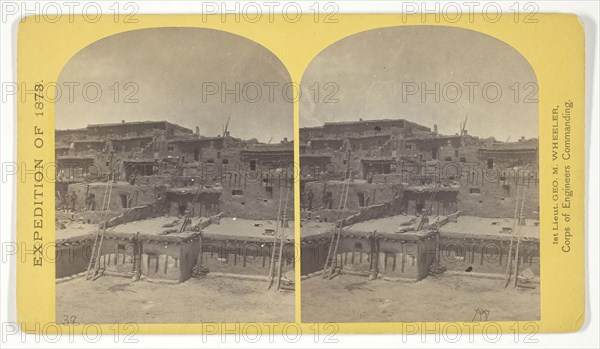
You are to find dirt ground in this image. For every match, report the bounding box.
[56,275,294,324]
[301,274,539,323]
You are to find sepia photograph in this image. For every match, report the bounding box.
[54,27,295,324]
[299,26,540,323]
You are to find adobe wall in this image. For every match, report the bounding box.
[66,182,165,212]
[106,203,167,228]
[200,234,295,277]
[56,210,122,225]
[478,148,538,165]
[455,167,539,219]
[438,234,540,276]
[55,236,94,278]
[315,159,539,219]
[300,230,436,281]
[112,137,153,152]
[219,176,294,220]
[168,199,221,218]
[304,181,402,211]
[55,232,200,282]
[300,229,538,281]
[302,209,359,223]
[55,226,296,282]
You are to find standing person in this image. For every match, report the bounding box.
[69,191,78,213]
[367,164,375,184]
[307,189,314,211]
[300,190,307,211]
[323,192,333,209]
[88,194,96,211]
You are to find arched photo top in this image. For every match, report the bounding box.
[300,25,538,142]
[57,27,293,143]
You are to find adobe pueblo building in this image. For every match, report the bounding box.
[299,117,539,286]
[55,120,294,290]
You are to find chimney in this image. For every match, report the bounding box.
[433,124,438,134]
[122,120,125,123]
[195,126,199,135]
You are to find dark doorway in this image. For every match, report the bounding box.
[178,201,187,216]
[120,194,128,208]
[357,193,366,207]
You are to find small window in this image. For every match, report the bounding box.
[232,189,243,196]
[222,159,229,164]
[444,156,452,161]
[469,188,481,194]
[405,144,412,150]
[249,160,257,171]
[487,158,494,169]
[168,145,174,151]
[454,150,459,157]
[207,158,215,164]
[459,157,466,162]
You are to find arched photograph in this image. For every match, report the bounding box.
[299,26,540,323]
[54,28,295,324]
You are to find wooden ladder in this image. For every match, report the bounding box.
[322,176,351,280]
[416,181,440,231]
[504,184,527,288]
[180,187,202,232]
[267,185,291,290]
[85,173,114,281]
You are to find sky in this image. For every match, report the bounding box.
[300,26,539,141]
[56,27,293,143]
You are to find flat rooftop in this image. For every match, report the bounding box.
[301,215,435,241]
[439,216,539,240]
[56,222,98,240]
[203,217,295,240]
[111,216,203,238]
[351,215,419,233]
[301,221,336,237]
[56,216,203,242]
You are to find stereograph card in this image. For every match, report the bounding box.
[15,13,585,335]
